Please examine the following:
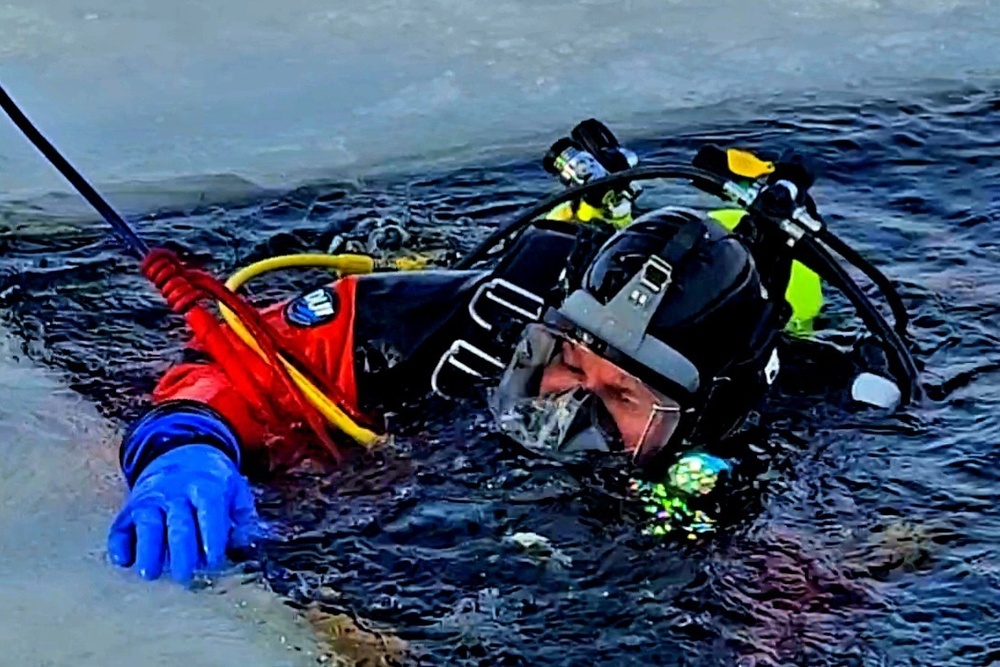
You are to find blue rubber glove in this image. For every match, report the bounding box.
[107,444,257,583]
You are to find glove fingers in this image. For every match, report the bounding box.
[190,486,228,571]
[166,499,200,584]
[132,505,167,580]
[228,481,258,551]
[107,511,137,568]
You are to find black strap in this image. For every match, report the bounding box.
[657,218,706,269]
[561,223,615,296]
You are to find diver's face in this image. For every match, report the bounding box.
[538,340,680,461]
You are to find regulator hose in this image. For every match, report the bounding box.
[219,253,428,447]
[817,226,910,335]
[455,165,732,269]
[794,234,920,403]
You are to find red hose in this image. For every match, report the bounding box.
[141,248,346,463]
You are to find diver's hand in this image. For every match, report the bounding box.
[107,444,257,584]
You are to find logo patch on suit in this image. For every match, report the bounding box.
[285,287,339,327]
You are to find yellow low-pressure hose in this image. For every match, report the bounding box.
[218,253,428,448]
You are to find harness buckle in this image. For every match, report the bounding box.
[639,255,673,293]
[431,339,506,399]
[468,278,546,331]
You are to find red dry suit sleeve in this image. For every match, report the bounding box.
[150,276,361,466]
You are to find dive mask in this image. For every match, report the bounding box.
[488,323,684,467]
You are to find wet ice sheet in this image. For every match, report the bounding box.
[1,0,998,195]
[0,330,317,667]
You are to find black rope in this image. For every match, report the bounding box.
[0,83,148,260]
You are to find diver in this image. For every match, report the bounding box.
[106,119,920,584]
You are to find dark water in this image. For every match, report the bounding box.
[2,86,999,666]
